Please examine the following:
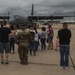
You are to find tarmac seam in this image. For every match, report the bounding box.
[69,54,75,71]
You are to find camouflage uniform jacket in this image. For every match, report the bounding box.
[15,30,32,47]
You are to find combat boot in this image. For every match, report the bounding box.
[30,51,32,55]
[34,52,36,56]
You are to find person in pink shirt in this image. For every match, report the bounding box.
[55,36,60,51]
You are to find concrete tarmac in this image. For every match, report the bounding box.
[0,24,75,75]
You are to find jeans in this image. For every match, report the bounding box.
[29,40,35,55]
[40,38,46,50]
[34,41,39,52]
[0,42,1,53]
[10,38,15,52]
[60,45,70,67]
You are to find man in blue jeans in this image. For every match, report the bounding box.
[58,23,71,68]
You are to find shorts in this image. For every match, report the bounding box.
[0,43,10,54]
[48,35,53,41]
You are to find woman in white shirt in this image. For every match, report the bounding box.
[34,27,39,55]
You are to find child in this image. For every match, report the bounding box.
[55,36,60,51]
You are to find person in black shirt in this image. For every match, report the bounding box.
[29,26,35,56]
[58,23,71,68]
[0,21,11,64]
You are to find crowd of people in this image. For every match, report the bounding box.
[0,21,71,69]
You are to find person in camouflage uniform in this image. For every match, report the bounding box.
[15,24,32,65]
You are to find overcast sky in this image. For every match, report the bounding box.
[0,0,75,16]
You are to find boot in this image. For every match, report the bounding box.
[34,52,36,56]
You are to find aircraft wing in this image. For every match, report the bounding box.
[0,16,9,19]
[28,16,63,20]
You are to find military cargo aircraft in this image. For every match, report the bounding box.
[0,4,75,28]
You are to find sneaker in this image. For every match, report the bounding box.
[5,62,9,64]
[1,61,4,64]
[59,65,64,69]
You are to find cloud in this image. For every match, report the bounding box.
[0,0,75,16]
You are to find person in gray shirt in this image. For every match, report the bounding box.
[40,27,47,50]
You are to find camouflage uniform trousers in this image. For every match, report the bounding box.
[18,45,28,65]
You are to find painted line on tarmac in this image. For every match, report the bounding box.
[69,54,75,71]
